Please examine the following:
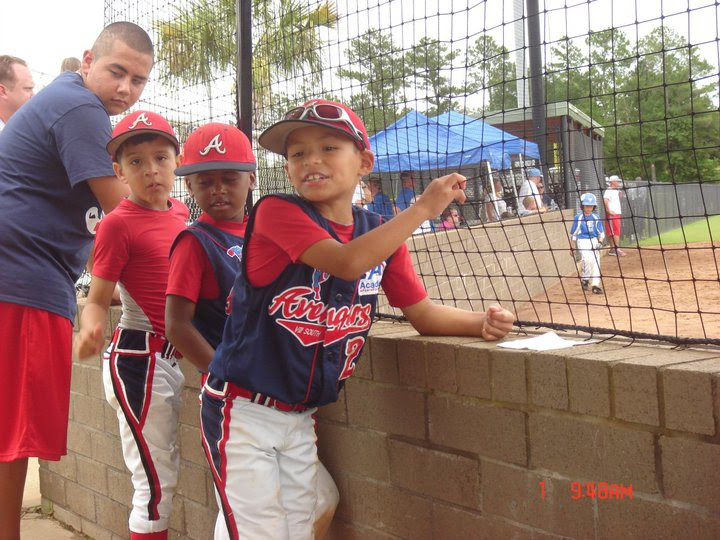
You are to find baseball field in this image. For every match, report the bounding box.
[516,241,720,341]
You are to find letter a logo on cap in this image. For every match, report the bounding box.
[129,112,153,130]
[200,134,227,156]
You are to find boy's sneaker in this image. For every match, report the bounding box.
[607,250,617,256]
[581,279,589,290]
[616,249,627,257]
[592,286,603,294]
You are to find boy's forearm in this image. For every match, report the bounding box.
[168,323,214,372]
[79,302,109,333]
[403,298,485,337]
[304,203,430,280]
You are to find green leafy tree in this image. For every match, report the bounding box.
[544,36,590,110]
[545,27,719,182]
[336,28,409,133]
[408,37,465,116]
[155,0,338,117]
[621,27,719,181]
[466,35,517,112]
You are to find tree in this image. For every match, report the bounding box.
[544,27,720,182]
[466,35,517,112]
[408,37,465,116]
[622,27,719,181]
[154,0,338,118]
[336,29,409,133]
[544,36,590,110]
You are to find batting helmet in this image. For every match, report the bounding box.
[580,193,597,206]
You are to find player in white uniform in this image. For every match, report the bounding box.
[570,193,606,294]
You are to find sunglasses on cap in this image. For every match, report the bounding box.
[284,103,366,148]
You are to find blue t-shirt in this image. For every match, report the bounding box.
[395,186,415,211]
[366,192,395,220]
[0,72,115,321]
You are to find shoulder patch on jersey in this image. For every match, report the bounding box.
[358,262,385,296]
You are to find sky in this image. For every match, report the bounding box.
[2,0,718,99]
[1,1,104,89]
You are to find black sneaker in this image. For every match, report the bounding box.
[592,286,603,294]
[581,279,589,290]
[608,250,617,256]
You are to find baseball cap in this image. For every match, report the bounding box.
[608,174,622,184]
[107,110,180,160]
[527,168,543,178]
[175,123,257,176]
[258,98,371,156]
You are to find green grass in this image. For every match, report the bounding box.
[638,214,720,246]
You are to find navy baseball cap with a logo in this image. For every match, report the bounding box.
[106,110,180,160]
[175,123,257,176]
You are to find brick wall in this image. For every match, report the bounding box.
[40,310,720,539]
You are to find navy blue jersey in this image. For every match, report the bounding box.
[209,194,388,407]
[170,221,244,349]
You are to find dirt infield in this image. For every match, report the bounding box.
[515,242,720,341]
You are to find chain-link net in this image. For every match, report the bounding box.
[106,0,720,345]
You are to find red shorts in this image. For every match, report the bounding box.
[0,301,73,461]
[605,214,621,237]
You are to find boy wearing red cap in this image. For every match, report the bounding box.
[165,123,340,539]
[75,110,189,540]
[199,99,515,539]
[165,123,256,372]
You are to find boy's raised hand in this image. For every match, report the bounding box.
[414,173,467,219]
[480,304,515,341]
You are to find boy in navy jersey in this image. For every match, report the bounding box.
[165,123,340,538]
[75,110,189,540]
[165,123,256,371]
[200,99,515,539]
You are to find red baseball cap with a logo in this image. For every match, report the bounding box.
[106,110,180,160]
[175,123,257,176]
[258,99,370,156]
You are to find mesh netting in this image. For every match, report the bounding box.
[106,0,720,345]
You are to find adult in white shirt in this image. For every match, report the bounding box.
[0,56,35,132]
[517,168,546,216]
[603,175,626,256]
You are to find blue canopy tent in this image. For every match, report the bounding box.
[368,110,539,173]
[368,111,508,173]
[432,111,540,162]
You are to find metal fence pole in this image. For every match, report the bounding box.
[237,0,253,210]
[526,0,548,173]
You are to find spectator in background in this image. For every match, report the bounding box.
[0,55,35,132]
[537,178,558,211]
[603,174,626,256]
[440,206,465,229]
[517,167,546,216]
[60,57,81,73]
[395,170,417,211]
[522,195,543,215]
[352,178,371,208]
[365,176,395,220]
[483,179,508,222]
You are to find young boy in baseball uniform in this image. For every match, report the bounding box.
[570,192,606,294]
[75,110,189,540]
[199,98,515,539]
[165,122,340,539]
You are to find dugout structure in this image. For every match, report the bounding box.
[484,101,605,213]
